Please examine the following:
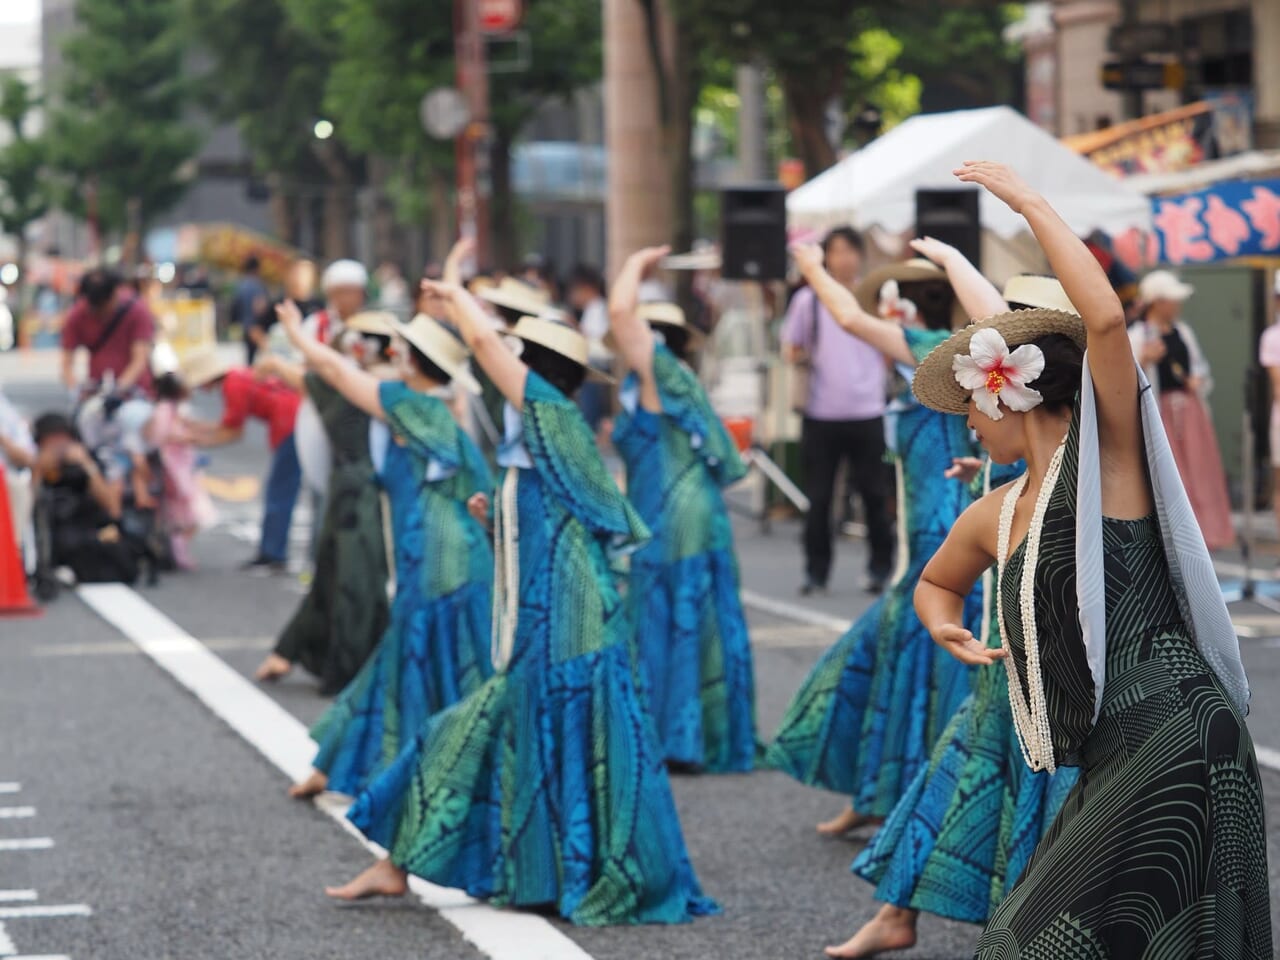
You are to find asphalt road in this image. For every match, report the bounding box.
[2,364,1278,959]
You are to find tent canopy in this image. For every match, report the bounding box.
[787,106,1152,239]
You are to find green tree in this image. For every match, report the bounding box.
[49,0,200,263]
[0,77,50,308]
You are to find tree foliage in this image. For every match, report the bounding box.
[48,0,200,236]
[0,78,50,244]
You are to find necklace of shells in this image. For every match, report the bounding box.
[995,436,1068,773]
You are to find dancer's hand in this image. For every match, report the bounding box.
[625,245,670,278]
[908,236,959,266]
[932,623,1005,666]
[944,457,984,483]
[275,299,305,339]
[789,242,824,277]
[443,237,476,285]
[467,492,490,525]
[953,161,1037,214]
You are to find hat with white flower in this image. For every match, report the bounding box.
[912,307,1086,416]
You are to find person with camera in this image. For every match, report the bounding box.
[60,268,157,402]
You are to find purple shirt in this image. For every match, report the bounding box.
[782,286,886,421]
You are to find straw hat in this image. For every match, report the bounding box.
[181,348,232,389]
[479,276,551,317]
[395,313,481,394]
[510,315,613,382]
[1002,275,1079,314]
[855,258,967,327]
[911,308,1087,415]
[607,301,705,351]
[344,310,397,337]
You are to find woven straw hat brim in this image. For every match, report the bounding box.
[181,350,232,389]
[395,315,480,395]
[854,260,947,314]
[512,315,614,383]
[344,311,398,336]
[912,307,1087,415]
[479,281,550,317]
[1001,275,1079,315]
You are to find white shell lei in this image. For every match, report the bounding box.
[491,466,520,672]
[995,438,1067,773]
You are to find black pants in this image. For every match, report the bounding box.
[800,415,894,586]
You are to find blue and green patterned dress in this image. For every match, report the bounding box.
[765,327,979,817]
[850,461,1082,923]
[346,372,719,926]
[309,383,494,797]
[612,344,756,772]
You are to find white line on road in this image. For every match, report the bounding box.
[0,840,51,852]
[0,906,90,920]
[6,955,73,960]
[77,584,595,960]
[0,894,35,904]
[0,920,13,954]
[0,810,34,821]
[0,786,19,795]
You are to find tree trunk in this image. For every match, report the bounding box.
[123,196,143,271]
[428,167,455,268]
[368,155,399,269]
[663,7,698,320]
[314,144,354,261]
[267,176,298,246]
[488,128,516,273]
[783,74,839,179]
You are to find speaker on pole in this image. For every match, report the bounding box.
[916,187,981,272]
[721,184,788,281]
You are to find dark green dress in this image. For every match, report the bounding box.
[978,402,1271,957]
[274,374,389,695]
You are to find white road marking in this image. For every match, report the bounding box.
[0,894,35,904]
[0,786,19,795]
[77,584,595,960]
[0,906,90,920]
[0,920,13,954]
[7,955,73,960]
[30,637,271,658]
[0,810,34,820]
[0,840,51,852]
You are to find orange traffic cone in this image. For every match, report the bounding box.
[0,463,40,617]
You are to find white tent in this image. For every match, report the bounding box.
[787,106,1152,238]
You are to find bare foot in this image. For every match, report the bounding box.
[816,806,883,837]
[288,770,328,799]
[325,859,409,901]
[825,905,919,958]
[254,653,292,683]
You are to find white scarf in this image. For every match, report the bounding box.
[1076,358,1250,722]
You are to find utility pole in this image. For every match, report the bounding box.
[454,0,491,267]
[735,62,768,182]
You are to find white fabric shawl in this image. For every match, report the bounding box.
[1075,358,1250,723]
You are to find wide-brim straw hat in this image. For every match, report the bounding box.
[181,348,232,389]
[912,308,1087,415]
[511,315,613,383]
[855,258,967,328]
[479,277,551,317]
[344,310,398,336]
[1002,275,1079,315]
[606,301,705,351]
[395,313,481,394]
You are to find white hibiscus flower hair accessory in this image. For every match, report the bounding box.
[952,328,1045,420]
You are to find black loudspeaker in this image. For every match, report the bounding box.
[721,184,788,281]
[916,188,981,272]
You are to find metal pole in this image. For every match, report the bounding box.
[454,0,491,266]
[735,62,767,182]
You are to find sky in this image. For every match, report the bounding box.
[0,0,40,25]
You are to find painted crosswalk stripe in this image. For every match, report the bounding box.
[0,905,91,920]
[0,893,36,904]
[0,810,35,821]
[77,584,594,960]
[7,955,73,960]
[0,786,19,795]
[0,840,52,852]
[0,920,13,955]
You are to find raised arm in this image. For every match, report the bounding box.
[276,301,385,421]
[608,245,667,413]
[790,243,915,366]
[955,162,1140,463]
[909,236,1007,320]
[442,236,474,287]
[422,280,529,410]
[254,353,306,392]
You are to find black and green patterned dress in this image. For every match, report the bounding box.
[978,402,1271,957]
[274,374,389,695]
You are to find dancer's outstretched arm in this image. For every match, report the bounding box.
[955,163,1142,475]
[789,243,915,366]
[908,237,1007,320]
[608,245,668,414]
[275,300,385,421]
[422,280,529,410]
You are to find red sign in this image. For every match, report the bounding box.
[479,0,521,34]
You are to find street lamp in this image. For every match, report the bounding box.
[313,119,335,140]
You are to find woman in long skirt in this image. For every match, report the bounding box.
[272,302,494,800]
[325,274,717,926]
[608,245,756,773]
[913,161,1268,957]
[766,248,989,836]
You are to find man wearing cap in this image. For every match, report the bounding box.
[184,349,303,572]
[782,226,893,595]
